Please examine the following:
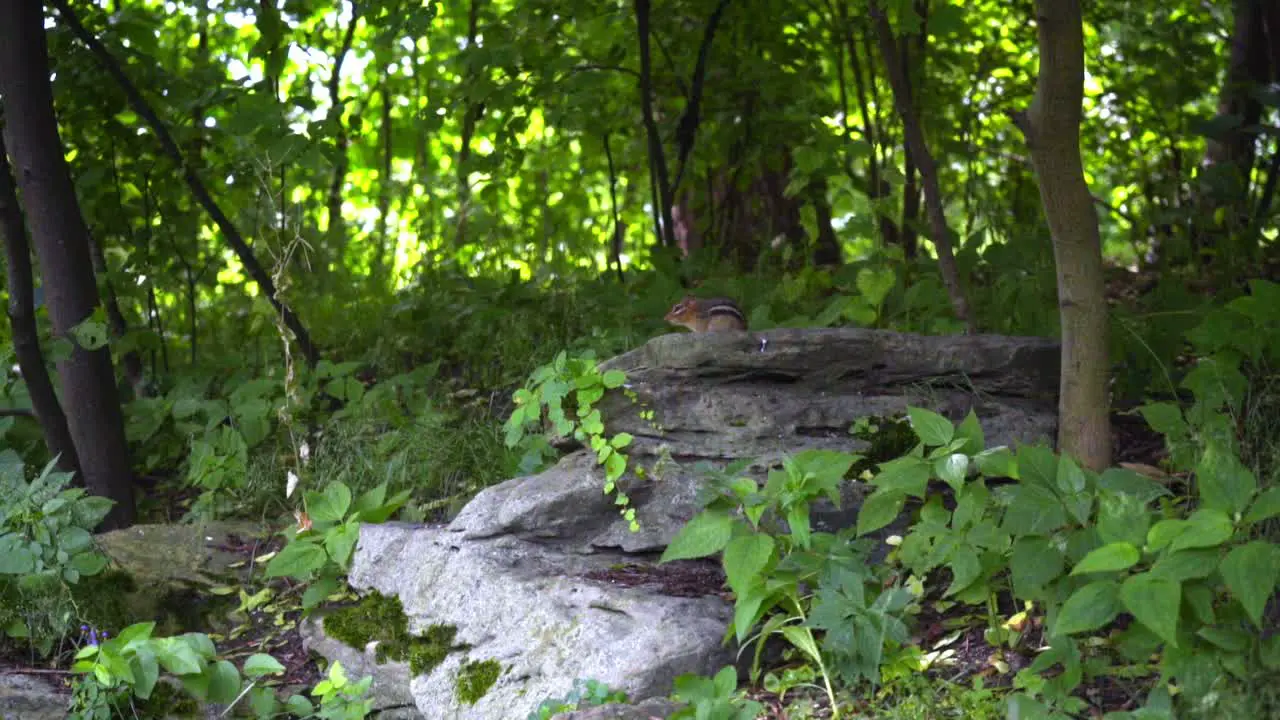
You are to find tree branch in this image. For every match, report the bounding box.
[51,0,320,367]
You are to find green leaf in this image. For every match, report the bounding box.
[1196,442,1257,516]
[243,653,286,679]
[1245,487,1280,525]
[786,503,812,549]
[69,551,108,577]
[601,369,626,388]
[153,638,205,676]
[945,546,981,597]
[308,482,353,524]
[1138,402,1187,438]
[1149,548,1218,582]
[1055,455,1088,494]
[1070,542,1140,576]
[954,410,985,455]
[1120,574,1181,646]
[856,489,906,536]
[872,456,932,497]
[973,446,1016,478]
[1168,509,1234,553]
[206,659,243,704]
[660,510,734,563]
[1054,580,1121,636]
[323,521,361,568]
[934,453,969,492]
[132,648,160,700]
[264,539,327,578]
[722,533,775,596]
[1010,536,1065,599]
[1220,541,1280,629]
[1017,443,1059,490]
[907,407,953,447]
[1000,484,1068,536]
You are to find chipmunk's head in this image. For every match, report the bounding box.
[664,295,700,326]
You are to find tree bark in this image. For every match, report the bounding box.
[0,0,136,528]
[870,2,974,332]
[1012,0,1112,471]
[0,126,84,480]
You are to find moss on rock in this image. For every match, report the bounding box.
[455,658,502,705]
[322,591,461,677]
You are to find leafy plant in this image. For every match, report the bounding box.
[525,678,630,719]
[66,621,372,719]
[264,479,410,609]
[0,452,115,653]
[668,665,765,720]
[660,449,916,717]
[504,350,641,530]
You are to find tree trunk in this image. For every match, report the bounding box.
[1012,0,1112,471]
[870,2,973,332]
[0,127,83,481]
[0,0,136,528]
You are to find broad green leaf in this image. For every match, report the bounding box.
[1120,574,1182,646]
[264,539,327,578]
[1137,402,1187,438]
[872,456,931,497]
[1054,580,1121,636]
[308,482,353,524]
[1071,542,1140,576]
[1195,442,1256,516]
[722,533,774,596]
[601,369,626,388]
[907,407,953,447]
[243,654,286,678]
[954,409,985,456]
[1016,443,1058,490]
[1168,509,1234,553]
[1220,541,1280,629]
[1000,484,1068,536]
[1149,548,1218,582]
[206,659,242,704]
[944,546,981,597]
[856,489,906,536]
[973,446,1016,478]
[934,453,969,492]
[1010,536,1064,599]
[1244,487,1280,525]
[660,510,734,562]
[1056,455,1088,494]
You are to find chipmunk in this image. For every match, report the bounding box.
[664,295,748,332]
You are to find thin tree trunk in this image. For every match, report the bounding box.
[0,0,136,528]
[52,0,320,367]
[455,0,484,247]
[0,128,83,480]
[870,1,973,332]
[636,0,677,248]
[1012,0,1112,471]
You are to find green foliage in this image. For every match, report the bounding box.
[67,621,371,720]
[504,349,641,530]
[668,666,765,720]
[0,452,114,582]
[264,479,410,609]
[525,678,630,720]
[0,452,118,653]
[660,449,917,713]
